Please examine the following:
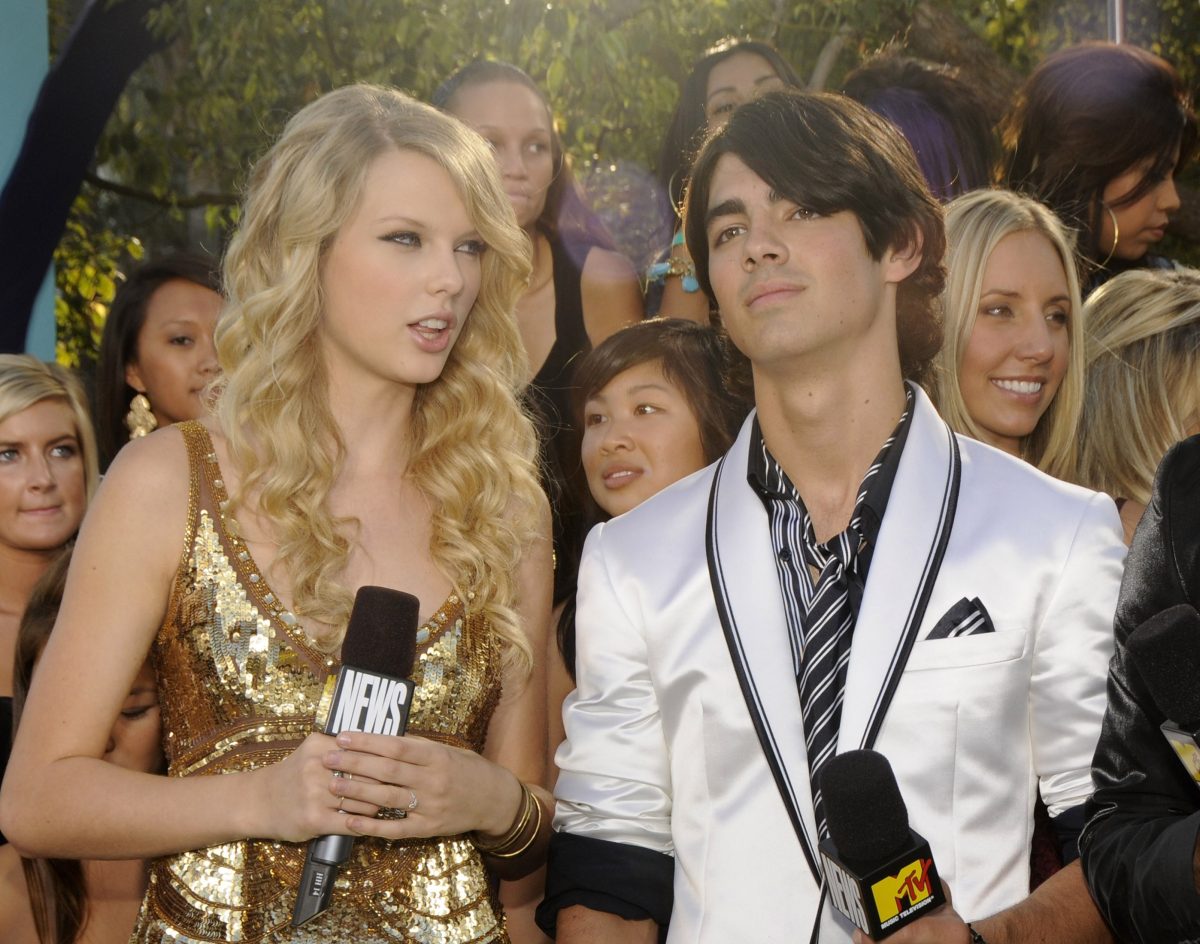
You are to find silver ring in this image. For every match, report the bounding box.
[407,789,419,811]
[337,796,345,813]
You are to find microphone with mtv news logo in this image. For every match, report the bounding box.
[291,586,420,927]
[818,750,947,940]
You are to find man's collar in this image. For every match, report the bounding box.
[746,384,915,547]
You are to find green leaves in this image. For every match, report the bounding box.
[43,0,1199,364]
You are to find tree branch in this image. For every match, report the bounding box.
[808,25,851,91]
[83,171,237,208]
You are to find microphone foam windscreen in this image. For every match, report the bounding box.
[340,586,421,679]
[820,749,912,867]
[1127,604,1200,728]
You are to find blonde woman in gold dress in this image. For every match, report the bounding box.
[0,84,552,943]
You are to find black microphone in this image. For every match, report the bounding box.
[291,586,421,927]
[818,750,947,939]
[1126,604,1200,789]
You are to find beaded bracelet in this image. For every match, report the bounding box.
[473,782,541,858]
[646,230,700,293]
[967,923,987,943]
[646,256,700,293]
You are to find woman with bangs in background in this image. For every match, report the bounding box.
[1003,42,1196,294]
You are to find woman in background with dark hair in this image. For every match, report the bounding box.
[435,60,642,618]
[94,252,222,471]
[0,549,162,944]
[648,38,801,322]
[843,53,996,202]
[549,318,748,753]
[1002,42,1196,292]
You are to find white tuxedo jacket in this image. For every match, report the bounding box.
[554,387,1125,943]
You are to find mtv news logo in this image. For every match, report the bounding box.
[821,843,945,939]
[871,858,937,927]
[323,669,414,736]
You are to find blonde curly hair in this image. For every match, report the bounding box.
[214,84,541,671]
[929,189,1085,478]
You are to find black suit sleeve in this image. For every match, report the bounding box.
[1080,435,1200,944]
[536,832,673,938]
[0,0,167,352]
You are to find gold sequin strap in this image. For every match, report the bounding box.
[161,421,210,632]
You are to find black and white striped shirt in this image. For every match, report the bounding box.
[746,385,914,700]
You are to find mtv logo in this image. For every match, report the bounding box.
[871,857,935,922]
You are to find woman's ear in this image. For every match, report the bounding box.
[125,361,145,394]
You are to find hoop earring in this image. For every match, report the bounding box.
[1099,204,1120,268]
[125,393,157,439]
[667,169,685,224]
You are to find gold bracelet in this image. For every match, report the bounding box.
[485,787,543,859]
[473,783,535,855]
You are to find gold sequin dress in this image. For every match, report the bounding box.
[131,422,509,943]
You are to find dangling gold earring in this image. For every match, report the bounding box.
[125,393,157,439]
[1099,204,1120,268]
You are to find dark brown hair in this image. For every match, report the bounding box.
[12,550,84,944]
[843,54,996,202]
[1002,42,1196,267]
[683,89,946,384]
[657,39,803,213]
[572,318,749,464]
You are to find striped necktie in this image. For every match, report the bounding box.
[798,518,864,840]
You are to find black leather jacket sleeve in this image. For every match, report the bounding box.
[1080,435,1200,943]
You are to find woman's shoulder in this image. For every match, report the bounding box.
[88,423,206,554]
[102,423,195,499]
[578,247,643,343]
[580,245,640,287]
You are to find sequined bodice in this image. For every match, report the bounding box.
[133,422,508,943]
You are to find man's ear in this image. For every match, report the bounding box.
[883,231,924,284]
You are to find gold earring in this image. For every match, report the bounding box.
[125,393,157,439]
[1099,204,1120,268]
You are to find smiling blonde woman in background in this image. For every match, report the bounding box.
[928,189,1085,478]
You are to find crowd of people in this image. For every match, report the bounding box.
[0,31,1196,944]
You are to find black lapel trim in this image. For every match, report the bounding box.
[706,455,823,886]
[860,423,962,751]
